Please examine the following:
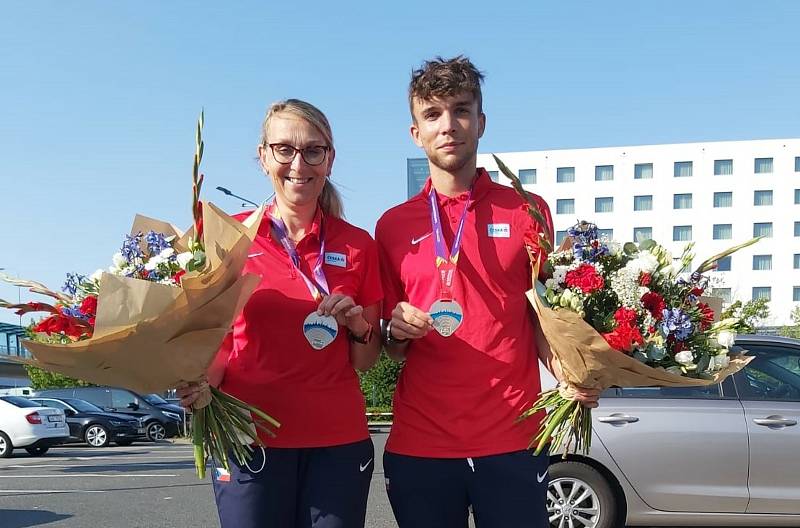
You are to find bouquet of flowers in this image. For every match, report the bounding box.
[493,155,757,456]
[0,112,278,478]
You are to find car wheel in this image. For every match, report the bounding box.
[146,422,166,442]
[0,432,12,458]
[85,424,110,448]
[547,460,619,528]
[25,447,49,456]
[115,439,134,447]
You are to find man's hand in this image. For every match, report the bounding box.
[389,301,433,340]
[572,386,601,409]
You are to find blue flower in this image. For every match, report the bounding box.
[61,304,89,320]
[660,307,693,341]
[145,231,172,257]
[62,273,87,297]
[568,222,609,262]
[121,233,145,262]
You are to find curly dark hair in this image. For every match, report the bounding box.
[408,55,485,118]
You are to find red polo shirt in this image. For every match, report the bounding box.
[219,205,383,448]
[375,168,554,458]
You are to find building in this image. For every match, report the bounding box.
[407,158,499,199]
[0,322,31,387]
[407,138,800,325]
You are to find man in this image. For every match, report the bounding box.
[375,56,599,527]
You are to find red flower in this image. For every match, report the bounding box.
[639,272,652,286]
[697,302,715,330]
[691,286,705,296]
[602,323,644,353]
[173,269,186,285]
[79,296,98,317]
[565,263,605,293]
[613,307,638,326]
[641,292,666,320]
[34,314,69,335]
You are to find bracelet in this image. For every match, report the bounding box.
[349,323,374,345]
[384,320,409,345]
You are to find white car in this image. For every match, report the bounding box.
[0,395,69,457]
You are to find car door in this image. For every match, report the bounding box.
[733,341,800,514]
[593,377,749,513]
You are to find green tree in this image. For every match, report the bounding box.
[24,365,91,390]
[720,298,770,334]
[359,350,403,408]
[779,306,800,339]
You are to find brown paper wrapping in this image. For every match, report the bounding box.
[16,201,264,394]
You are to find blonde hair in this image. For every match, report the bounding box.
[259,99,344,218]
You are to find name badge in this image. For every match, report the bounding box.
[487,224,510,238]
[324,252,347,268]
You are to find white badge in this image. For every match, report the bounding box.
[303,312,339,350]
[324,252,347,268]
[429,299,464,337]
[487,223,510,238]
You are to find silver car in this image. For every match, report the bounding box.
[546,334,800,527]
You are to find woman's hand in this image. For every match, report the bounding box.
[318,293,369,335]
[176,378,211,410]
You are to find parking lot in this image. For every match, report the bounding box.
[0,429,768,528]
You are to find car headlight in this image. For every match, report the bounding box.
[163,411,181,421]
[109,420,123,426]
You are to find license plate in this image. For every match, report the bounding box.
[48,415,61,422]
[137,428,145,434]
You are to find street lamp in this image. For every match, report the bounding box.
[215,186,260,208]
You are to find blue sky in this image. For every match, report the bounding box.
[1,1,799,324]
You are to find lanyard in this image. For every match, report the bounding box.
[428,186,472,300]
[269,206,329,302]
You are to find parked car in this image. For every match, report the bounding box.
[34,387,181,441]
[545,334,800,527]
[0,395,69,457]
[142,393,188,430]
[28,397,144,447]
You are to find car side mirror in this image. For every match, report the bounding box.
[64,409,76,417]
[127,402,139,411]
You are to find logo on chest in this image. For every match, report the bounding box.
[487,223,510,238]
[324,252,347,268]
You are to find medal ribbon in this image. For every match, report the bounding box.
[428,186,472,300]
[269,205,329,302]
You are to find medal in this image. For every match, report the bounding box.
[428,184,472,337]
[270,205,337,350]
[429,299,464,337]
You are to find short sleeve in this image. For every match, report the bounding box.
[354,234,383,309]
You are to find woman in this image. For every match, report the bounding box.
[178,99,382,528]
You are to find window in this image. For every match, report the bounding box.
[795,287,800,302]
[796,157,800,172]
[488,170,499,182]
[673,225,692,241]
[795,254,800,269]
[556,199,575,215]
[753,222,773,238]
[752,287,772,301]
[634,195,653,211]
[717,256,731,271]
[598,228,613,239]
[595,165,614,181]
[753,255,773,271]
[519,169,536,185]
[674,161,693,177]
[595,197,613,213]
[711,287,732,303]
[633,227,652,242]
[795,189,800,204]
[618,385,722,399]
[111,389,137,411]
[673,193,692,209]
[557,167,575,183]
[736,344,800,402]
[754,157,773,174]
[714,159,733,175]
[713,224,732,240]
[754,190,773,206]
[795,222,800,237]
[634,163,653,179]
[556,230,568,245]
[713,191,733,208]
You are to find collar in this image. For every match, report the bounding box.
[265,201,323,243]
[418,168,492,210]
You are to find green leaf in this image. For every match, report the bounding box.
[639,239,656,251]
[623,242,638,256]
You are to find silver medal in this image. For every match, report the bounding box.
[302,312,339,350]
[429,299,464,337]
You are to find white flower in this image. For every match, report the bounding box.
[552,265,569,286]
[144,255,164,271]
[112,252,127,268]
[635,252,659,274]
[607,240,622,256]
[610,267,641,308]
[714,354,730,370]
[176,252,194,269]
[716,330,735,348]
[158,247,175,259]
[674,350,695,366]
[545,278,558,290]
[90,269,104,282]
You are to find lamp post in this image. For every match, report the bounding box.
[215,186,260,208]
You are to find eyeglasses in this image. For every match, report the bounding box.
[267,143,330,166]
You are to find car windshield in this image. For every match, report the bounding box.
[64,399,104,413]
[143,394,168,405]
[0,396,40,408]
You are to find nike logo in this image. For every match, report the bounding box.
[359,458,373,472]
[411,232,432,245]
[537,470,548,483]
